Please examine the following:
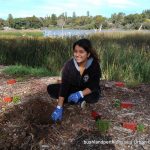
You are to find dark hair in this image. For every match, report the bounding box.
[73,38,99,62]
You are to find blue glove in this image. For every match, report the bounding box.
[51,106,63,121]
[68,91,84,103]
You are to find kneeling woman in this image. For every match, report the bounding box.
[47,38,102,121]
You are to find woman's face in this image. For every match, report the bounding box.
[73,45,90,65]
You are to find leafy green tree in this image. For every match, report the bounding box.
[58,13,65,19]
[7,14,14,28]
[143,19,150,29]
[27,16,43,28]
[93,15,105,28]
[110,12,125,28]
[13,16,42,29]
[0,18,5,29]
[124,14,144,29]
[51,14,57,26]
[73,12,76,18]
[13,18,27,29]
[42,16,51,27]
[2,9,149,30]
[64,12,67,18]
[124,14,143,24]
[87,11,90,17]
[74,16,86,26]
[142,10,150,19]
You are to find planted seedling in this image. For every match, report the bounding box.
[112,99,121,108]
[96,119,110,134]
[137,124,145,132]
[13,96,21,104]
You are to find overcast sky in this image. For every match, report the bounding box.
[0,0,149,19]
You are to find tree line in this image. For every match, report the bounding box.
[0,10,150,30]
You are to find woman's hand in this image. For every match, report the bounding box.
[51,106,63,121]
[68,91,84,103]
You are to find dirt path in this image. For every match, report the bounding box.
[0,66,150,150]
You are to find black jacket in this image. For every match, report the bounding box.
[59,57,101,97]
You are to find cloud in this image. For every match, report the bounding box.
[107,0,137,8]
[1,0,146,19]
[3,10,38,18]
[38,0,103,16]
[85,0,101,5]
[0,0,31,3]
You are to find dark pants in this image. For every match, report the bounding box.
[47,84,100,104]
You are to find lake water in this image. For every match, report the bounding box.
[42,29,150,37]
[43,29,102,37]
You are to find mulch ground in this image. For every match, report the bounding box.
[0,66,150,150]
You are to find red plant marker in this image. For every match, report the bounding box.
[115,82,125,87]
[91,111,102,120]
[3,97,12,103]
[7,79,16,85]
[122,122,137,131]
[121,102,134,108]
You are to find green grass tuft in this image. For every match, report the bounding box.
[2,65,54,77]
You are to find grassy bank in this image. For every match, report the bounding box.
[0,30,43,37]
[0,31,150,84]
[3,65,54,77]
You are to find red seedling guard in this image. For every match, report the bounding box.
[91,111,102,120]
[115,82,125,87]
[3,97,13,103]
[121,102,134,108]
[7,79,16,85]
[122,122,137,131]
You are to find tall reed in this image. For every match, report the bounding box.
[0,31,149,83]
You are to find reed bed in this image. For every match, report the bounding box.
[0,31,149,84]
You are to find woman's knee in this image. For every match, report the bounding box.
[47,84,53,95]
[84,91,100,104]
[85,98,99,104]
[47,84,60,99]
